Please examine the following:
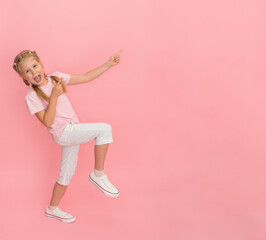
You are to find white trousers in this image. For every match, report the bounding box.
[55,121,113,185]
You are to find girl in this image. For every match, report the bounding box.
[12,49,123,223]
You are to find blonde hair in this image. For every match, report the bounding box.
[12,50,66,102]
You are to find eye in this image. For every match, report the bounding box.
[26,64,37,73]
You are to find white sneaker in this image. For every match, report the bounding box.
[45,206,75,223]
[88,171,120,197]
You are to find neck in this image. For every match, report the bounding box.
[39,76,49,87]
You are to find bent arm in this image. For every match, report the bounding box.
[35,95,58,128]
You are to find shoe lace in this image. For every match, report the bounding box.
[101,175,116,190]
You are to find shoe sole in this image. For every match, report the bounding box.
[88,175,120,198]
[45,213,75,223]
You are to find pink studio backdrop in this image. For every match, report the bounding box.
[1,0,266,239]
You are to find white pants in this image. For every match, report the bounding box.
[55,121,113,185]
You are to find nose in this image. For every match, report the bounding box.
[32,69,37,75]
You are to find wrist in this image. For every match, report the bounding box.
[106,60,112,68]
[50,93,58,100]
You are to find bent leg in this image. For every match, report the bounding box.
[63,122,113,146]
[64,122,113,171]
[50,122,114,203]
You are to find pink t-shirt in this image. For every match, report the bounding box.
[25,71,80,141]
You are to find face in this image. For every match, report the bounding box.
[19,57,47,86]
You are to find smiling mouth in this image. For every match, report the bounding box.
[34,74,42,83]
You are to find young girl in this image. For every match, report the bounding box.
[12,49,123,223]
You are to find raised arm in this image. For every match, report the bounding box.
[68,60,111,85]
[68,49,123,85]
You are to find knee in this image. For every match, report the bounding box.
[95,123,113,145]
[57,179,69,186]
[99,123,112,135]
[57,172,75,186]
[103,123,112,132]
[56,181,68,187]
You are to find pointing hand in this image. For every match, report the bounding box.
[108,49,123,67]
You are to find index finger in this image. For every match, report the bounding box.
[116,49,123,55]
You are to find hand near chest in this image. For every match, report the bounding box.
[51,78,64,98]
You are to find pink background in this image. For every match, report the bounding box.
[1,0,266,239]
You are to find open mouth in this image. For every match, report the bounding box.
[34,74,42,83]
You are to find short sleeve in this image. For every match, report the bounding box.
[25,92,45,115]
[49,72,71,85]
